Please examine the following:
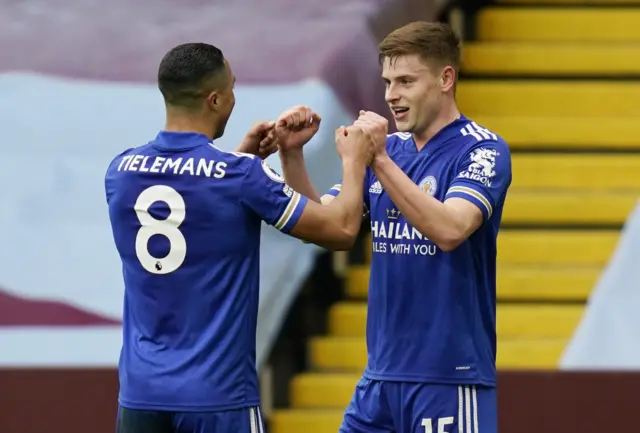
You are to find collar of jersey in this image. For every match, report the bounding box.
[403,114,469,154]
[152,131,213,150]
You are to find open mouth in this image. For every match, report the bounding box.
[391,107,409,120]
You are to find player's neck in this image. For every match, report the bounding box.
[412,102,460,151]
[164,113,217,141]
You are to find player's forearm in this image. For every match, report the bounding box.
[279,150,321,202]
[325,159,366,247]
[372,155,466,252]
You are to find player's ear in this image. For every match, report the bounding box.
[440,66,456,93]
[206,91,220,112]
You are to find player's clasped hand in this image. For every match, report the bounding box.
[354,110,389,159]
[237,120,279,159]
[275,105,322,152]
[335,125,375,166]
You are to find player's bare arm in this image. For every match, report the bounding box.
[287,125,373,250]
[275,105,323,202]
[359,111,483,252]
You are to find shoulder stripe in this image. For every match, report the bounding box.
[446,186,493,218]
[274,192,301,231]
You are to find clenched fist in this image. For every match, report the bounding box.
[275,105,322,153]
[335,125,375,166]
[353,110,388,159]
[235,121,278,159]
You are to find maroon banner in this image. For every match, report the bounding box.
[1,369,638,433]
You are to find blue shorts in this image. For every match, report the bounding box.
[116,405,265,433]
[339,378,497,433]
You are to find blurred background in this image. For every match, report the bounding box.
[1,0,640,432]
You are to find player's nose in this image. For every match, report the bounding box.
[385,87,400,104]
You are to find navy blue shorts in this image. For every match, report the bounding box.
[339,377,497,433]
[116,405,264,433]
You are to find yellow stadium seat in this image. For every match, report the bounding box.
[496,339,568,369]
[473,116,640,149]
[290,373,357,409]
[511,155,640,190]
[503,191,637,225]
[457,81,640,118]
[347,265,600,301]
[477,9,640,43]
[309,337,366,371]
[497,0,640,4]
[497,230,619,265]
[309,337,566,371]
[328,303,584,339]
[494,268,599,301]
[462,43,640,76]
[497,305,584,338]
[270,410,344,433]
[363,230,620,267]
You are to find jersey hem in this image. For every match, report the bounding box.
[118,398,261,412]
[363,372,496,387]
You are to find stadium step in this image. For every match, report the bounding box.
[510,154,640,190]
[471,115,640,149]
[477,8,640,43]
[495,0,640,5]
[458,81,640,118]
[348,265,601,301]
[309,336,367,371]
[270,410,343,433]
[309,337,568,371]
[363,230,621,268]
[502,191,637,225]
[462,43,640,77]
[328,302,584,339]
[290,373,358,409]
[494,231,619,266]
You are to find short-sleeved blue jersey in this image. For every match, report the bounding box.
[105,131,308,411]
[326,116,511,386]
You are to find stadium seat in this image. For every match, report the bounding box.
[328,303,584,339]
[510,155,640,190]
[290,373,358,409]
[309,337,565,371]
[462,44,640,77]
[502,191,637,225]
[496,0,640,4]
[271,410,344,433]
[458,82,640,118]
[468,116,640,149]
[477,9,640,42]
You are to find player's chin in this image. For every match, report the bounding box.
[393,119,412,133]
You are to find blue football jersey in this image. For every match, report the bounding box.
[105,131,308,411]
[326,116,511,386]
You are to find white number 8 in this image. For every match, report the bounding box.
[134,185,187,274]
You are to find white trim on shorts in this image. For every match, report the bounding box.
[458,386,479,433]
[249,407,264,433]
